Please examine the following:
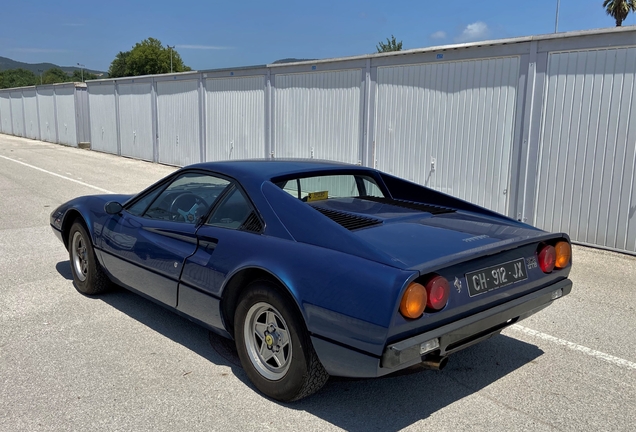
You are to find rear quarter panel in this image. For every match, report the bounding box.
[180,231,415,356]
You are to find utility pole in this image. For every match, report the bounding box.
[167,45,175,73]
[555,0,561,33]
[38,69,43,85]
[77,63,85,82]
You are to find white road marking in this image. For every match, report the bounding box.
[0,154,115,194]
[510,324,636,371]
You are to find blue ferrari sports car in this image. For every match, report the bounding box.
[51,160,572,401]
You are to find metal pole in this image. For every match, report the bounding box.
[555,0,561,33]
[167,45,175,73]
[77,63,85,82]
[38,69,43,85]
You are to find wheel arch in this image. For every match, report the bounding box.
[61,209,87,249]
[220,266,304,338]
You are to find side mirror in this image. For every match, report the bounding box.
[104,201,123,215]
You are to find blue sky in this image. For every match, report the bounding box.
[2,0,634,72]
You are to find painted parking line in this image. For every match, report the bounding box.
[0,154,115,194]
[510,324,636,371]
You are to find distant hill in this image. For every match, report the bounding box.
[0,56,106,76]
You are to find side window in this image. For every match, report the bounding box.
[142,172,231,224]
[127,187,163,216]
[206,186,251,230]
[281,179,300,199]
[361,178,383,197]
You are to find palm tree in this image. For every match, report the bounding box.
[603,0,636,26]
[376,35,403,53]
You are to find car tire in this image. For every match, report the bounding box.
[235,281,329,402]
[68,221,110,295]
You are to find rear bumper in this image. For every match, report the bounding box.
[312,278,572,377]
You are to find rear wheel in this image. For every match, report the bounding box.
[235,282,329,401]
[68,221,110,295]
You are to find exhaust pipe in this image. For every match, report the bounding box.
[421,355,449,370]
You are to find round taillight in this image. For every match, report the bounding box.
[399,282,427,319]
[538,244,556,273]
[555,241,571,269]
[425,275,450,311]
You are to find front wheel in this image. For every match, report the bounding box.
[235,282,329,401]
[68,221,110,295]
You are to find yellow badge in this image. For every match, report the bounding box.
[265,334,274,347]
[307,191,329,202]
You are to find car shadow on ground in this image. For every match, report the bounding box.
[55,260,73,280]
[77,274,543,431]
[291,334,542,431]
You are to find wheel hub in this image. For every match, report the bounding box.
[264,324,282,352]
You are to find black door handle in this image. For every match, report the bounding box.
[198,235,218,250]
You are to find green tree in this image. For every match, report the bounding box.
[107,38,191,78]
[376,35,403,53]
[42,67,70,84]
[108,51,130,78]
[0,68,37,89]
[603,0,636,26]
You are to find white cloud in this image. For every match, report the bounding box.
[430,31,447,40]
[456,22,490,42]
[10,48,69,53]
[176,45,232,50]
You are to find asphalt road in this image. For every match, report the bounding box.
[1,134,635,432]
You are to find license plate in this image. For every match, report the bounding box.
[465,258,527,297]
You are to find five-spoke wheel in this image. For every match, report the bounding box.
[244,302,292,380]
[235,281,329,402]
[71,230,89,282]
[68,221,110,295]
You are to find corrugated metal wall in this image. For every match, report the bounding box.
[55,86,78,146]
[37,88,57,143]
[374,57,520,215]
[10,92,24,137]
[22,90,39,139]
[205,76,265,161]
[0,93,12,134]
[274,69,362,163]
[157,79,200,166]
[118,83,153,161]
[2,29,636,255]
[535,47,636,253]
[88,84,118,154]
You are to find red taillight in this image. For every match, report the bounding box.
[425,275,450,311]
[538,244,556,273]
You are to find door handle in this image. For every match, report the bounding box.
[198,235,218,250]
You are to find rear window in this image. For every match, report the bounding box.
[275,174,385,202]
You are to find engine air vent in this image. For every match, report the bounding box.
[359,196,455,215]
[311,206,383,231]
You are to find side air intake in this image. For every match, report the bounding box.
[240,212,264,233]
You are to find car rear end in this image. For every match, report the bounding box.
[380,235,572,374]
[266,168,573,376]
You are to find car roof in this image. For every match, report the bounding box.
[187,159,374,184]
